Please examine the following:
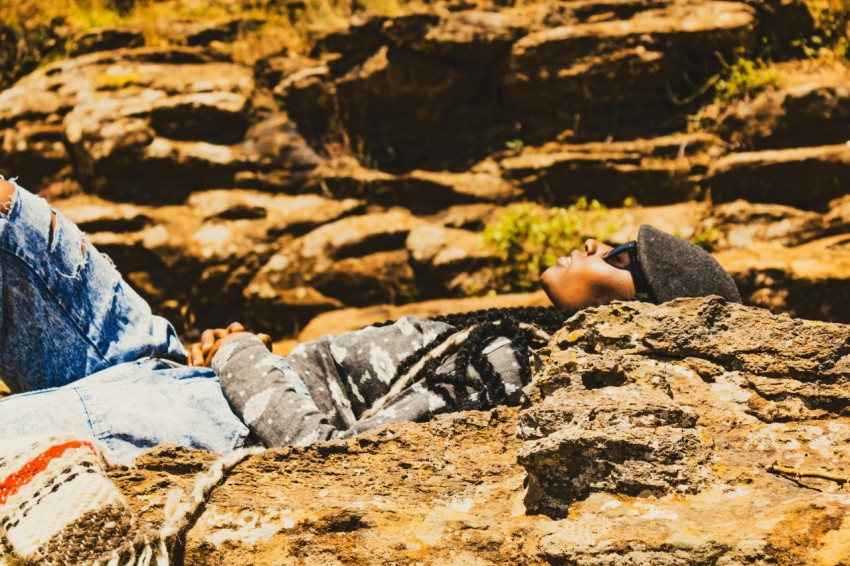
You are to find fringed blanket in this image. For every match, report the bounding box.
[0,437,260,565]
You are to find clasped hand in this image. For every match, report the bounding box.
[187,322,272,367]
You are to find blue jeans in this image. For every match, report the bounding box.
[0,180,249,464]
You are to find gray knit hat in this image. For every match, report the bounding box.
[636,225,741,304]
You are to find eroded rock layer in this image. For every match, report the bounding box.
[113,298,850,564]
[2,0,850,336]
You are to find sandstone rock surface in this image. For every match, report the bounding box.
[717,234,850,322]
[707,144,850,210]
[279,1,758,170]
[717,67,850,150]
[504,1,756,139]
[0,47,318,200]
[4,1,850,557]
[2,0,850,340]
[111,298,850,565]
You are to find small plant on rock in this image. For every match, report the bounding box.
[795,0,850,59]
[505,139,525,154]
[690,228,719,252]
[714,53,780,103]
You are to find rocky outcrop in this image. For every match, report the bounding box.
[0,47,319,201]
[2,0,849,338]
[4,1,850,557]
[519,297,850,515]
[717,234,850,322]
[278,1,757,170]
[717,67,850,150]
[504,1,755,140]
[706,144,850,210]
[499,132,716,206]
[60,189,363,329]
[112,298,850,564]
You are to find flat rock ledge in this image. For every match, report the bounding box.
[114,297,850,565]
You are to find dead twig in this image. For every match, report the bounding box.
[767,462,850,485]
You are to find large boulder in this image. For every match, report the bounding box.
[111,298,850,564]
[503,1,757,141]
[0,47,320,200]
[244,209,425,334]
[706,144,850,210]
[280,10,524,170]
[58,190,362,331]
[515,297,850,562]
[717,234,850,323]
[717,68,850,150]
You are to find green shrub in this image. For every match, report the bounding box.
[505,139,525,153]
[479,199,617,293]
[796,0,849,58]
[714,54,779,103]
[689,228,719,252]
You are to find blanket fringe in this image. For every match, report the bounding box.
[153,446,266,563]
[0,439,265,566]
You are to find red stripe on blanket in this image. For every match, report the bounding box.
[0,440,96,504]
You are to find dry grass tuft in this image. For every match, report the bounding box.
[1,0,420,64]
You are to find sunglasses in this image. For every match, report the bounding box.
[603,241,652,297]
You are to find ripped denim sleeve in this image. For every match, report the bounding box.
[0,176,185,391]
[212,335,337,447]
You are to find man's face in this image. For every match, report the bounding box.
[540,239,637,309]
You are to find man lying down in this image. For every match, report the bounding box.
[0,177,741,465]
